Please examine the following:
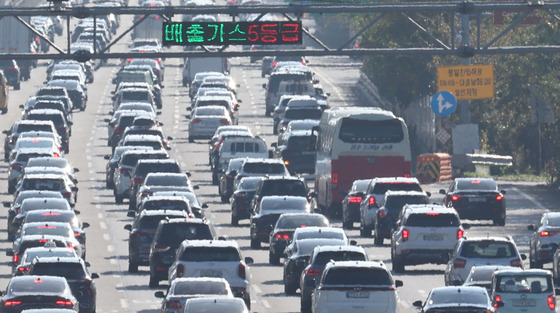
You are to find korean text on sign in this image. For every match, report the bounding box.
[437,64,494,100]
[162,21,302,46]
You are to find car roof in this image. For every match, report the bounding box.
[404,204,457,215]
[31,256,84,265]
[261,176,303,182]
[461,236,514,243]
[22,173,66,180]
[325,260,386,271]
[371,177,420,184]
[313,245,366,254]
[428,286,489,298]
[493,268,552,276]
[294,226,343,235]
[384,190,428,197]
[162,217,207,225]
[138,209,189,217]
[182,239,239,249]
[242,157,284,164]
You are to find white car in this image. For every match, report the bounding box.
[284,227,349,257]
[167,240,253,308]
[390,204,466,272]
[491,268,556,313]
[183,297,248,313]
[444,236,527,286]
[154,277,233,313]
[312,261,403,313]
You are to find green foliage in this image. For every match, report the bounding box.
[357,4,560,174]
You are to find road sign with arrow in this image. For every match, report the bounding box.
[431,91,457,117]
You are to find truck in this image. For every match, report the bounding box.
[0,16,35,82]
[182,56,229,87]
[131,14,163,40]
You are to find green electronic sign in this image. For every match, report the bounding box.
[162,21,302,46]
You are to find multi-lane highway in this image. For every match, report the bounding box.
[0,3,559,313]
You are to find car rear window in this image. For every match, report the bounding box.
[286,136,314,151]
[296,231,344,241]
[17,153,52,162]
[372,182,422,194]
[460,241,517,258]
[121,153,168,167]
[314,251,367,266]
[323,267,392,286]
[495,275,552,293]
[158,224,213,246]
[243,162,285,174]
[261,181,307,197]
[405,213,459,227]
[284,108,322,120]
[276,216,328,229]
[142,200,188,211]
[457,179,497,191]
[135,163,180,176]
[174,280,229,295]
[138,215,171,230]
[385,195,429,212]
[27,114,64,126]
[20,240,66,251]
[122,90,150,100]
[31,263,86,279]
[181,247,240,262]
[22,178,64,190]
[23,225,71,237]
[10,278,67,295]
[145,175,188,186]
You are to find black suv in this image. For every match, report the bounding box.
[271,130,316,175]
[27,256,99,313]
[148,218,216,287]
[124,209,189,272]
[250,176,311,212]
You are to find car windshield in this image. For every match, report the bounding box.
[323,267,392,286]
[173,281,229,295]
[405,213,459,227]
[495,275,553,293]
[385,196,429,211]
[145,175,188,186]
[31,263,86,279]
[314,251,367,266]
[276,216,328,229]
[181,247,240,262]
[460,241,516,258]
[457,179,497,191]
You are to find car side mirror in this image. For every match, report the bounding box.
[126,211,135,218]
[104,155,110,160]
[262,83,266,89]
[395,280,403,287]
[6,250,13,256]
[73,168,80,173]
[412,300,422,308]
[202,203,209,209]
[309,191,317,198]
[244,257,254,265]
[71,187,79,192]
[218,236,227,240]
[2,130,9,134]
[3,201,11,208]
[167,136,173,140]
[452,279,463,286]
[186,107,192,111]
[425,191,431,197]
[19,104,24,109]
[439,189,446,195]
[520,254,527,260]
[104,118,111,123]
[91,273,99,279]
[238,99,242,103]
[193,185,199,190]
[501,190,507,195]
[74,210,81,215]
[85,262,91,267]
[234,106,239,111]
[124,224,132,231]
[527,225,535,231]
[165,146,171,151]
[110,91,115,95]
[462,223,471,230]
[349,240,357,246]
[8,262,15,267]
[496,301,505,308]
[82,222,90,228]
[154,291,165,298]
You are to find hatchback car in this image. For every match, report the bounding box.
[341,179,370,229]
[312,261,403,313]
[444,236,526,286]
[0,276,79,313]
[12,246,78,276]
[413,286,494,313]
[528,212,560,268]
[440,177,507,226]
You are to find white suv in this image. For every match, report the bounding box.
[359,177,423,237]
[167,240,253,308]
[444,236,527,286]
[390,204,466,272]
[312,261,403,313]
[491,268,556,313]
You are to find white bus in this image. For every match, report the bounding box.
[314,107,412,217]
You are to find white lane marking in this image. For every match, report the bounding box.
[103,234,110,241]
[313,67,349,107]
[99,221,107,229]
[512,187,549,212]
[107,245,114,253]
[252,285,261,293]
[262,300,271,309]
[120,299,127,309]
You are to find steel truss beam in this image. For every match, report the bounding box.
[0,1,559,61]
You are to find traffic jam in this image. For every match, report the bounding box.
[0,0,559,312]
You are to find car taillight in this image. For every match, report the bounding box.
[130,231,148,239]
[349,196,362,203]
[67,243,77,250]
[496,195,503,201]
[153,244,170,252]
[275,233,290,240]
[457,229,464,239]
[272,61,277,67]
[177,264,184,277]
[540,231,550,237]
[56,300,73,306]
[510,259,523,268]
[493,295,502,308]
[331,173,338,185]
[451,195,459,201]
[114,127,122,134]
[165,300,182,310]
[402,229,409,241]
[4,301,22,306]
[454,258,467,268]
[53,153,60,158]
[62,192,72,198]
[306,269,322,276]
[120,168,132,174]
[379,209,387,218]
[548,295,556,310]
[13,254,18,263]
[219,119,230,125]
[17,267,28,273]
[11,163,22,170]
[133,177,143,185]
[368,197,376,206]
[191,119,201,124]
[238,263,246,279]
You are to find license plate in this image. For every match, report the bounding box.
[201,269,222,277]
[469,197,486,202]
[347,291,369,298]
[513,299,536,307]
[423,234,444,241]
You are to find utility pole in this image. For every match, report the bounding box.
[459,2,471,124]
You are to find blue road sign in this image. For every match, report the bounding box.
[431,91,457,117]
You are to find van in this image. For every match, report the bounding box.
[263,71,314,116]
